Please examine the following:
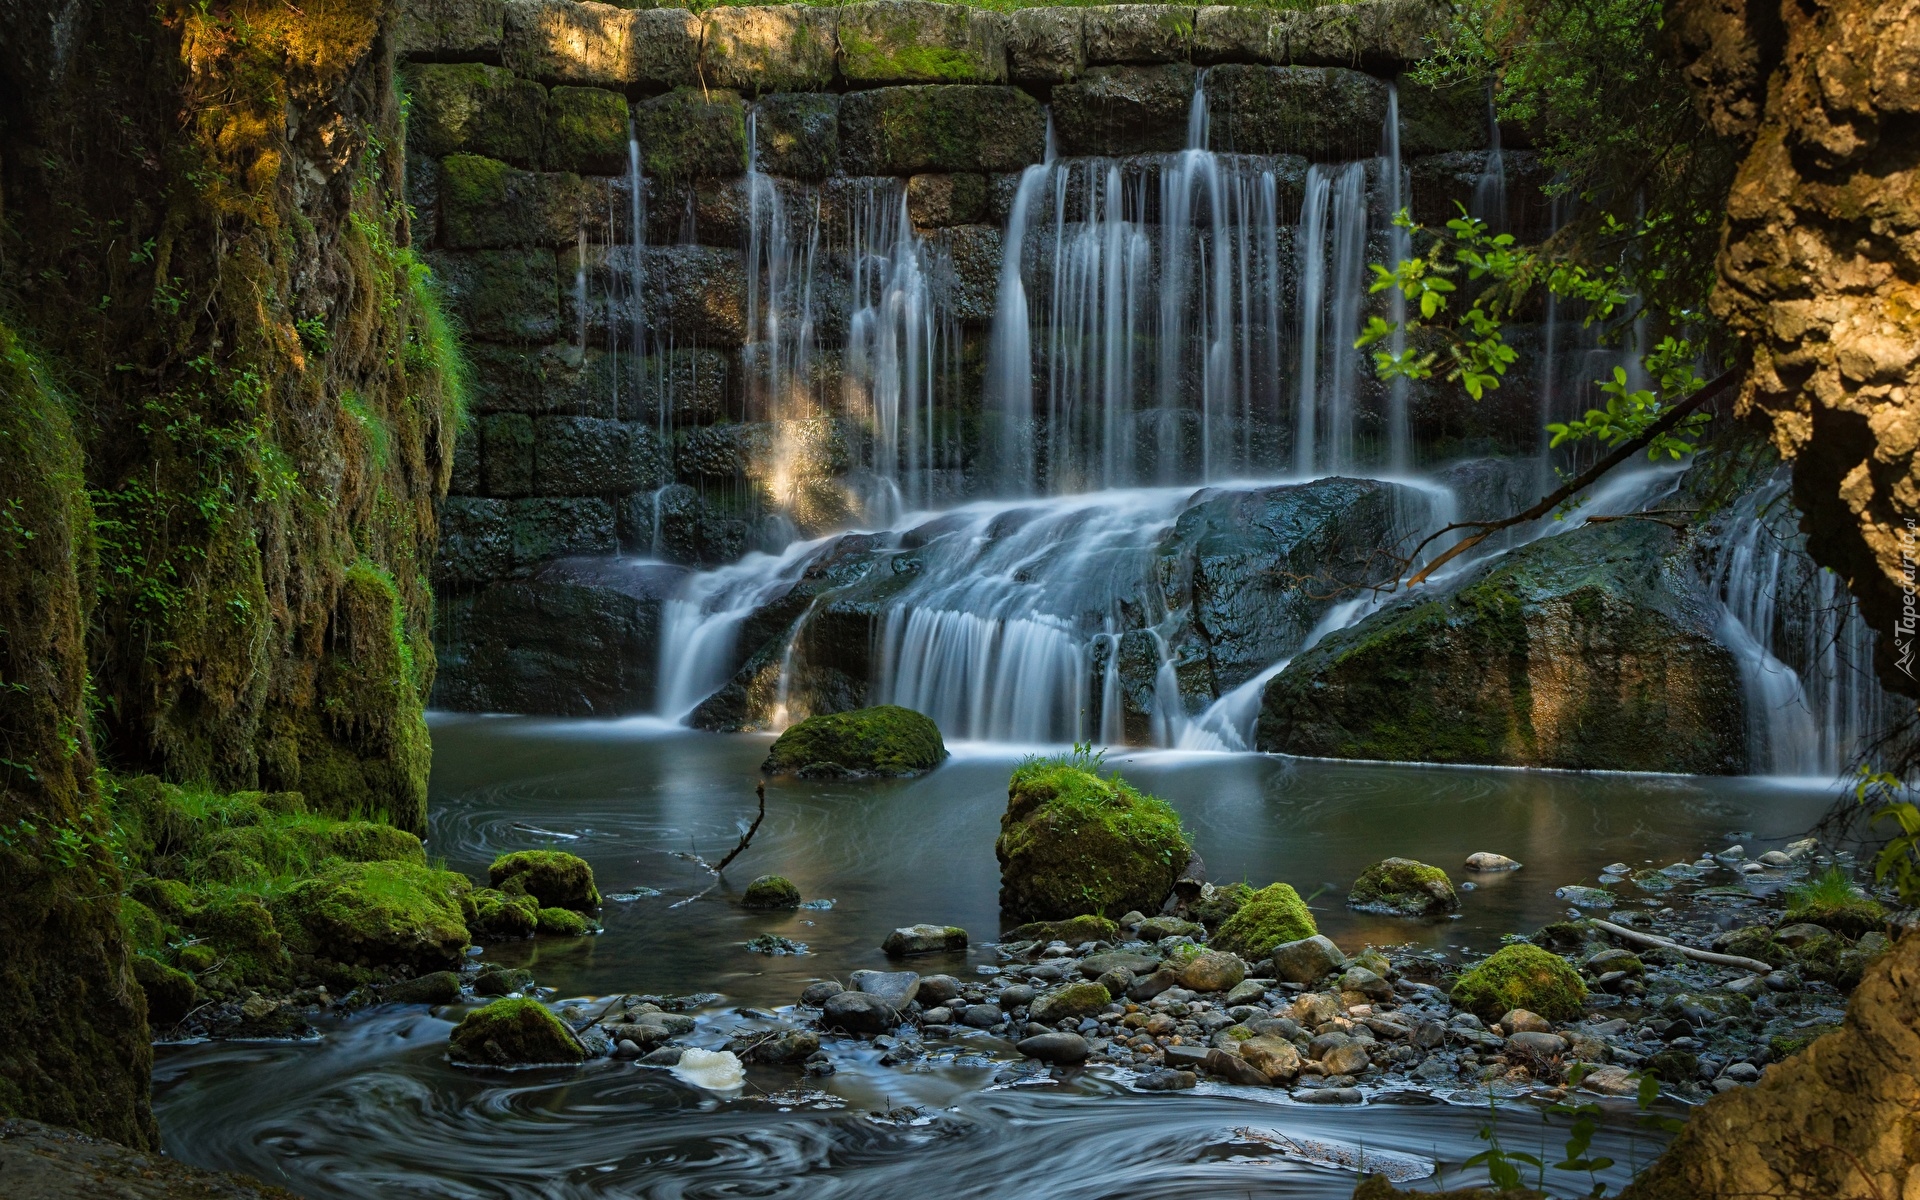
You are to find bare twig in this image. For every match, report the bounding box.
[1590,918,1774,975]
[714,782,766,875]
[1399,367,1742,587]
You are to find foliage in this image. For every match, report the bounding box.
[1470,1067,1683,1195]
[1855,769,1920,907]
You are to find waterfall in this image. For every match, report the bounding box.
[1710,473,1888,777]
[1293,161,1369,474]
[1470,86,1507,231]
[1383,83,1411,473]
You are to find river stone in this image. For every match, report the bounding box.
[1555,886,1618,910]
[1237,1035,1302,1081]
[837,1,1008,85]
[917,975,964,1006]
[1320,1041,1371,1075]
[700,5,837,93]
[960,1003,1005,1028]
[1007,7,1086,84]
[1466,852,1523,872]
[1178,951,1247,994]
[850,970,921,1009]
[1257,519,1748,774]
[999,984,1037,1007]
[1224,980,1268,1006]
[1507,1031,1571,1057]
[403,64,545,167]
[1080,951,1159,979]
[1137,1067,1199,1090]
[1137,916,1204,942]
[1016,1031,1091,1064]
[1204,1047,1273,1087]
[1294,1086,1364,1104]
[823,990,896,1035]
[882,924,969,957]
[1128,967,1180,1002]
[838,85,1046,175]
[1501,1009,1553,1034]
[1339,967,1394,1001]
[741,1028,821,1065]
[1052,65,1197,156]
[1030,981,1111,1024]
[1268,935,1348,985]
[503,1,699,89]
[1578,1064,1640,1096]
[1348,857,1461,917]
[1288,992,1344,1027]
[1096,967,1133,997]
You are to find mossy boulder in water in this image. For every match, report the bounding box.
[1348,858,1460,916]
[448,998,585,1066]
[1005,914,1122,945]
[469,887,539,940]
[1451,944,1587,1022]
[1209,883,1317,961]
[762,705,948,778]
[275,860,473,973]
[489,850,601,911]
[995,759,1191,922]
[536,906,593,936]
[741,875,802,909]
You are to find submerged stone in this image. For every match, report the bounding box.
[882,924,969,957]
[742,875,802,909]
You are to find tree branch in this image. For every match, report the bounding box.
[713,781,766,875]
[1400,367,1742,587]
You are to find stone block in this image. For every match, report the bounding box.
[1410,149,1554,240]
[1396,75,1491,156]
[502,0,698,88]
[675,422,767,480]
[481,411,535,496]
[546,86,630,174]
[396,0,507,58]
[1084,5,1195,65]
[429,248,560,344]
[837,1,1008,86]
[1202,65,1389,160]
[906,173,989,228]
[449,420,482,495]
[645,176,751,247]
[701,6,838,93]
[1193,6,1285,65]
[1288,0,1443,69]
[650,483,749,565]
[627,348,735,425]
[1007,7,1085,84]
[535,416,668,494]
[406,152,440,251]
[466,343,620,416]
[633,89,748,181]
[568,244,748,348]
[510,497,617,564]
[1052,64,1197,156]
[402,63,545,167]
[438,154,598,248]
[839,85,1045,175]
[751,93,840,179]
[928,224,1000,323]
[436,497,513,585]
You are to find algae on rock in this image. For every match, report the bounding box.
[995,759,1191,922]
[1209,883,1319,961]
[1450,944,1587,1023]
[489,850,602,911]
[762,705,948,778]
[447,998,586,1066]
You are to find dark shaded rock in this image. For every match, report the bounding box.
[822,990,897,1035]
[737,1028,821,1065]
[1016,1032,1091,1064]
[1204,1047,1274,1087]
[1258,520,1749,773]
[1395,75,1491,156]
[800,981,844,1006]
[1203,66,1390,161]
[427,248,561,344]
[839,85,1046,174]
[0,1118,304,1199]
[750,93,841,178]
[1052,65,1197,156]
[473,967,535,997]
[403,63,546,167]
[545,86,630,175]
[1409,149,1555,242]
[384,971,463,1005]
[1136,1067,1198,1090]
[131,956,197,1030]
[850,969,921,1009]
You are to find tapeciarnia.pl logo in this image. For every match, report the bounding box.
[1900,519,1918,679]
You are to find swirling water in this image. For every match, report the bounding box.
[153,718,1841,1198]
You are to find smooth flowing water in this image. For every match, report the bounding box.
[152,718,1842,1199]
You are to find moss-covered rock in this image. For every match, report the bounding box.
[1029,980,1111,1023]
[1785,882,1886,936]
[545,86,629,175]
[838,1,1008,85]
[1348,858,1460,917]
[132,955,198,1029]
[1209,883,1317,960]
[746,93,839,179]
[701,5,838,93]
[1004,914,1122,944]
[426,248,562,344]
[438,154,594,250]
[632,89,747,182]
[191,896,292,988]
[1201,64,1391,162]
[447,997,586,1066]
[1257,520,1748,774]
[1451,944,1587,1023]
[119,897,165,956]
[502,0,699,89]
[402,62,546,166]
[742,875,802,909]
[839,84,1046,175]
[995,760,1191,922]
[489,850,601,911]
[469,887,540,940]
[275,860,473,974]
[1189,881,1254,928]
[762,705,947,778]
[1083,4,1192,64]
[535,906,593,936]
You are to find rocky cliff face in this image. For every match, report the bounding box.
[1668,0,1920,698]
[0,0,453,1142]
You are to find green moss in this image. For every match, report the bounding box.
[762,705,948,777]
[632,89,747,182]
[742,874,802,909]
[132,956,198,1029]
[1348,857,1460,916]
[1795,933,1874,990]
[191,895,292,988]
[489,850,600,911]
[1210,883,1318,960]
[546,87,630,174]
[470,887,539,939]
[274,860,472,974]
[1030,980,1111,1023]
[447,997,586,1066]
[1716,925,1791,968]
[1004,914,1122,944]
[177,945,217,973]
[536,906,592,936]
[1450,944,1587,1023]
[130,877,197,923]
[994,760,1191,921]
[838,84,1046,175]
[119,897,165,955]
[1786,867,1886,936]
[401,62,546,165]
[1189,881,1254,928]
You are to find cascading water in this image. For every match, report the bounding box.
[1710,472,1889,777]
